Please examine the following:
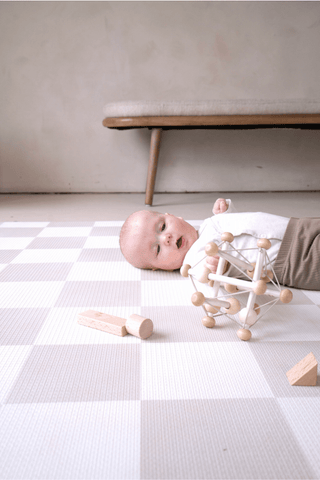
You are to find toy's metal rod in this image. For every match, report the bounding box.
[217,250,254,271]
[208,273,281,298]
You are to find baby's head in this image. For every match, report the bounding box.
[120,210,198,270]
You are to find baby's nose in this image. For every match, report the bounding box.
[162,233,172,245]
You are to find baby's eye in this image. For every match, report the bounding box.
[161,223,165,232]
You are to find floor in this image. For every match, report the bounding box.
[1,190,320,221]
[1,191,320,480]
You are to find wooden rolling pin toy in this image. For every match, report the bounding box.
[78,310,153,339]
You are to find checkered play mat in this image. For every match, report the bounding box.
[1,220,320,479]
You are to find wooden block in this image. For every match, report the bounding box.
[286,352,318,386]
[77,310,153,339]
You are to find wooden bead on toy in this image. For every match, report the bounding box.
[196,266,210,284]
[221,232,234,243]
[224,283,238,294]
[257,238,271,250]
[202,316,216,328]
[205,242,219,257]
[261,270,273,282]
[180,264,191,277]
[237,328,252,341]
[224,297,241,315]
[253,280,267,295]
[254,303,261,315]
[204,303,220,313]
[191,291,205,307]
[280,289,293,303]
[239,307,258,326]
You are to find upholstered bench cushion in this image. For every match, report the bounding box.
[103,99,320,118]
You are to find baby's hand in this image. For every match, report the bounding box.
[205,255,230,275]
[213,198,228,215]
[205,255,219,273]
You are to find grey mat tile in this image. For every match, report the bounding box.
[141,399,315,479]
[90,226,122,236]
[0,263,73,282]
[0,228,43,237]
[0,250,22,263]
[54,281,141,307]
[26,237,87,249]
[5,344,140,404]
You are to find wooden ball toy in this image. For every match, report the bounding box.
[196,266,211,284]
[205,242,219,257]
[224,283,238,294]
[224,297,241,315]
[204,303,220,313]
[221,232,234,243]
[253,280,267,295]
[180,264,191,277]
[239,307,258,326]
[202,316,216,328]
[257,238,271,250]
[237,328,252,341]
[191,291,205,307]
[280,288,293,304]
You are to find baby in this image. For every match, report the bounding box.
[120,198,320,290]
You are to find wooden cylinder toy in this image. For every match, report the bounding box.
[208,280,215,288]
[125,314,154,339]
[253,280,267,295]
[237,328,252,341]
[205,242,219,257]
[257,238,271,250]
[191,291,205,306]
[221,232,234,243]
[202,316,216,328]
[280,289,293,304]
[180,264,191,277]
[77,310,153,339]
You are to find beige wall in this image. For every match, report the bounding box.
[1,1,320,193]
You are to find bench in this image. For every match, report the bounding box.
[102,100,320,206]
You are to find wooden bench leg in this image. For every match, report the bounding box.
[145,128,162,205]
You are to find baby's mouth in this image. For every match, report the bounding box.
[176,236,183,249]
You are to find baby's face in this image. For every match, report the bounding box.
[125,211,198,270]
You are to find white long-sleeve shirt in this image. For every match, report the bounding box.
[183,200,290,285]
